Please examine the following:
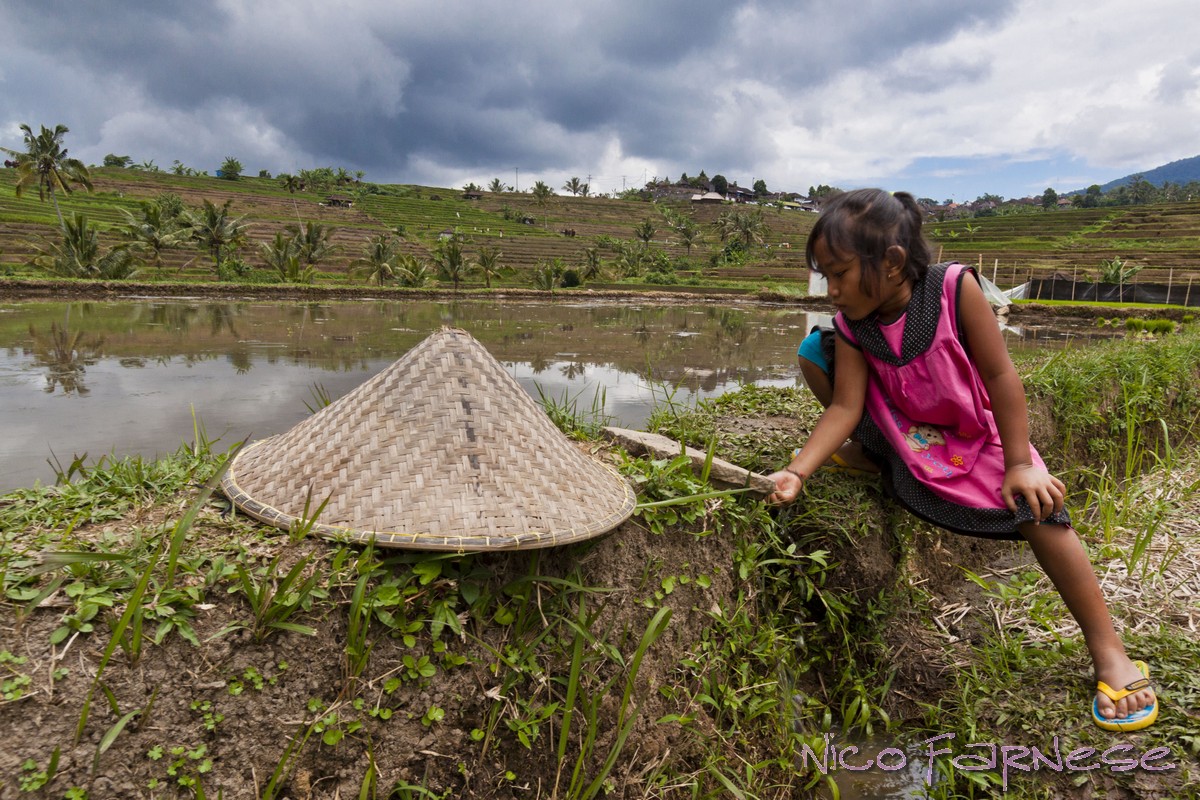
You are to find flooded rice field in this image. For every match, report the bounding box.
[0,298,1115,494]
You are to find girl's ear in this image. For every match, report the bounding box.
[884,245,907,272]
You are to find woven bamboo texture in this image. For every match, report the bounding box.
[221,327,636,550]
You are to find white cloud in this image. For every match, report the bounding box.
[1,0,1197,200]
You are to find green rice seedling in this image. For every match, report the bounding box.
[357,736,379,800]
[91,688,157,784]
[535,383,611,440]
[74,452,233,743]
[341,541,379,695]
[303,382,334,413]
[573,606,672,800]
[285,487,333,544]
[230,553,321,642]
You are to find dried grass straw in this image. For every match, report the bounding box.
[980,453,1200,642]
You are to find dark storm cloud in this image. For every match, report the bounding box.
[0,0,1076,195]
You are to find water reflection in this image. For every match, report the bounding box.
[0,298,1118,493]
[26,321,106,396]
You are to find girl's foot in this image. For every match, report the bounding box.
[1094,657,1157,721]
[825,443,878,474]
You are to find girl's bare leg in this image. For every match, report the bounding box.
[1020,522,1156,719]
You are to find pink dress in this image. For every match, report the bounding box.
[834,263,1069,539]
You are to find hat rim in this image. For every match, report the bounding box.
[221,437,637,551]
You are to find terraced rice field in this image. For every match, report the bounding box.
[2,166,1198,291]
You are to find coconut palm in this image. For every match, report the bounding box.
[675,218,704,256]
[219,156,243,180]
[531,180,554,226]
[433,239,468,291]
[188,199,249,275]
[531,258,566,292]
[562,177,587,196]
[30,212,139,279]
[1,123,93,230]
[488,178,509,193]
[351,234,402,286]
[260,230,298,276]
[633,220,656,244]
[118,201,192,273]
[278,173,306,223]
[581,246,604,281]
[471,245,506,289]
[395,254,431,287]
[714,208,766,250]
[286,221,338,270]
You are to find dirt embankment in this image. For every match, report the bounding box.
[3,277,1191,324]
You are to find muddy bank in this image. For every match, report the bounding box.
[4,277,1192,324]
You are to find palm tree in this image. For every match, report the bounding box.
[350,234,401,286]
[279,173,306,223]
[395,254,431,287]
[581,246,604,281]
[188,199,249,275]
[471,245,506,289]
[714,208,766,251]
[488,178,509,193]
[219,156,243,180]
[633,220,657,244]
[31,212,139,279]
[433,239,468,291]
[531,258,566,292]
[118,201,192,273]
[286,221,338,270]
[531,180,554,226]
[675,218,704,256]
[259,230,299,278]
[1,124,93,230]
[563,177,587,196]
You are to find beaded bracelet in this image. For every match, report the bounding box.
[784,467,807,481]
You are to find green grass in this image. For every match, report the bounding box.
[3,327,1199,797]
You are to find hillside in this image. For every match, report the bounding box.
[0,168,816,290]
[1097,154,1200,192]
[2,167,1200,293]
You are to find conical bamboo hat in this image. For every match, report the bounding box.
[221,327,636,550]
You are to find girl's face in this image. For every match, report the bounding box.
[813,237,909,322]
[813,237,877,321]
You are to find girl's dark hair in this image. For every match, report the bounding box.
[805,189,931,296]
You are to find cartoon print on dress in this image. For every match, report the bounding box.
[904,424,946,452]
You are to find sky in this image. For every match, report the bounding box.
[3,1,1198,203]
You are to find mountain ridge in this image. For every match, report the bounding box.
[1092,154,1200,192]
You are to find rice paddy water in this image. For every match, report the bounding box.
[0,297,1114,493]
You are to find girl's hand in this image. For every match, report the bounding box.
[766,468,806,505]
[1002,464,1066,520]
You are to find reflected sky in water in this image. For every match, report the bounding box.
[0,298,1109,493]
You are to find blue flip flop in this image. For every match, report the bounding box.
[1092,660,1158,732]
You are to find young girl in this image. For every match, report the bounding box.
[769,189,1158,731]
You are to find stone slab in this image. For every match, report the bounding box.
[602,427,776,495]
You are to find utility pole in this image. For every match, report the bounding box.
[514,168,519,193]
